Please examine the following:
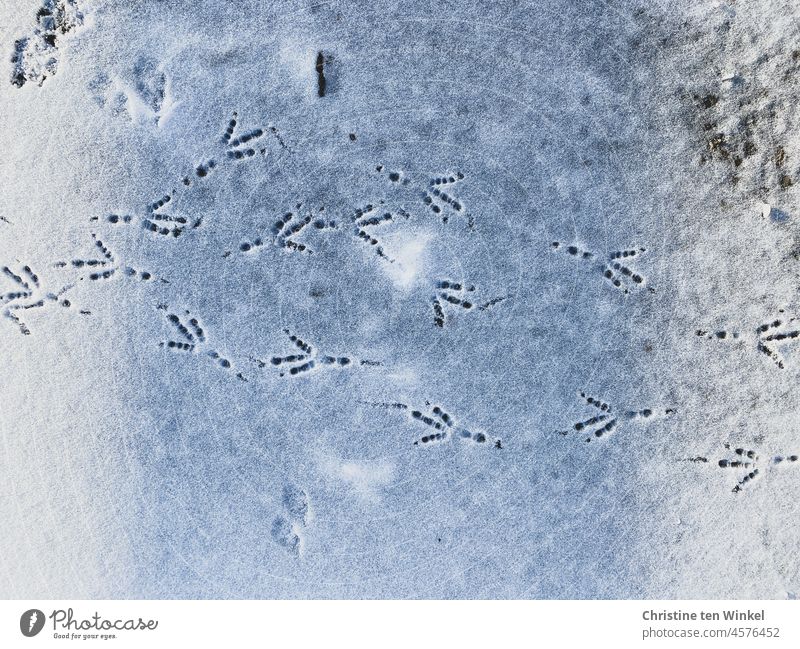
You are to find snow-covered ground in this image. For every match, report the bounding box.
[1,0,798,599]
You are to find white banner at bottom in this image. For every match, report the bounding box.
[0,600,797,649]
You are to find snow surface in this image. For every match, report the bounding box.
[1,0,799,599]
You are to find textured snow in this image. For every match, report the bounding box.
[1,0,799,599]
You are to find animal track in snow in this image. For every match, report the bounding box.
[551,242,651,294]
[378,166,468,224]
[431,280,504,328]
[97,190,199,239]
[98,193,203,239]
[156,305,236,374]
[696,311,800,369]
[364,400,502,449]
[10,0,85,88]
[349,202,410,262]
[237,199,412,262]
[88,57,174,124]
[237,204,338,255]
[557,391,674,443]
[54,234,167,283]
[221,110,268,161]
[432,279,475,327]
[251,329,381,377]
[271,484,310,556]
[88,73,129,117]
[282,484,310,524]
[92,111,277,239]
[422,172,466,220]
[131,57,167,115]
[709,444,800,493]
[1,263,89,335]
